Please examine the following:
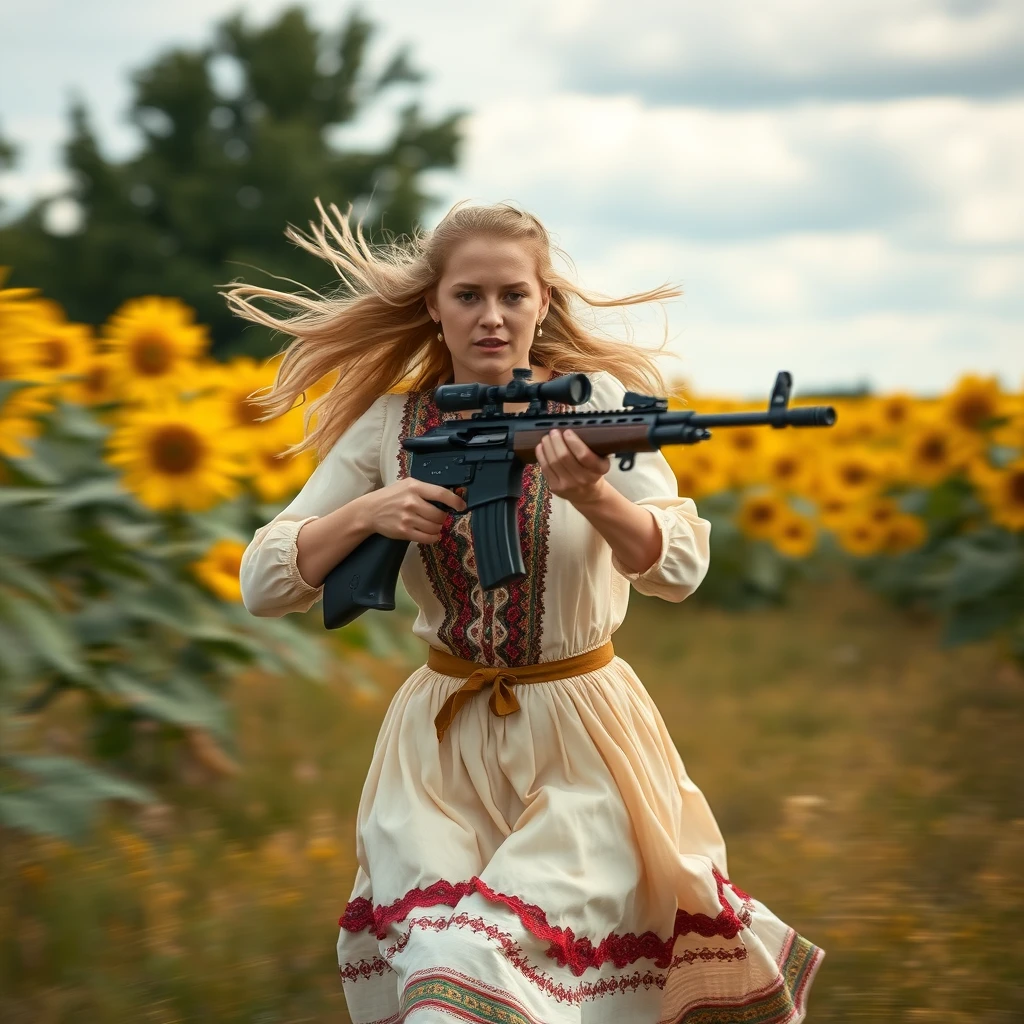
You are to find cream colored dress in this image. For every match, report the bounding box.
[240,370,824,1024]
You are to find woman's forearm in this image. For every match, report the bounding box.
[572,479,662,575]
[295,491,378,588]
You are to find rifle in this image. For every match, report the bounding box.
[322,369,836,629]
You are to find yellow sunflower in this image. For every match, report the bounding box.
[210,355,280,439]
[665,444,731,499]
[101,296,210,403]
[941,373,1004,433]
[883,514,927,554]
[814,488,857,530]
[246,422,317,503]
[0,276,58,457]
[991,394,1024,451]
[770,511,818,559]
[901,415,983,487]
[974,457,1024,532]
[105,395,247,512]
[818,448,885,502]
[27,318,96,399]
[737,491,789,540]
[64,351,121,407]
[873,392,918,435]
[191,539,247,602]
[833,514,888,557]
[761,435,818,496]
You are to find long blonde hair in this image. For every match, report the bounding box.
[219,198,685,460]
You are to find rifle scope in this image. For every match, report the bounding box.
[434,370,592,413]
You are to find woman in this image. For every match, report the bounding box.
[227,199,823,1023]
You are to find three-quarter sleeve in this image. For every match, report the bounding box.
[239,392,390,617]
[591,371,712,602]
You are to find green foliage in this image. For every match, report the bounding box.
[0,5,467,358]
[0,395,410,843]
[848,483,1024,660]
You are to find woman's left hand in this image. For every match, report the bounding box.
[535,429,612,506]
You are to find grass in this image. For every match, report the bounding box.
[2,568,1023,1022]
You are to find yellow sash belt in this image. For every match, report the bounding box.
[428,640,615,742]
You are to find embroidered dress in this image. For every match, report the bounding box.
[240,371,824,1024]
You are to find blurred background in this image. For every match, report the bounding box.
[0,2,1022,1021]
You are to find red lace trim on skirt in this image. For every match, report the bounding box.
[338,869,751,975]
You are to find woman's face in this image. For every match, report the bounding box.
[426,235,551,385]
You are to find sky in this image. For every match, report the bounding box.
[1,0,1022,399]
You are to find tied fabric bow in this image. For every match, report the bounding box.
[434,667,523,742]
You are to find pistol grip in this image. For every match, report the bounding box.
[322,533,408,630]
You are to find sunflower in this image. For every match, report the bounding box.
[246,421,317,503]
[191,539,247,602]
[901,416,983,488]
[64,351,121,407]
[26,317,96,399]
[991,394,1024,451]
[770,511,818,559]
[737,491,789,540]
[0,275,58,457]
[833,514,888,557]
[883,514,927,554]
[814,488,856,530]
[101,296,209,403]
[818,448,885,502]
[941,373,1004,433]
[761,435,818,496]
[105,395,247,512]
[665,444,731,499]
[974,457,1024,532]
[873,392,918,434]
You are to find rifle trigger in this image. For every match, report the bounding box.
[616,452,636,472]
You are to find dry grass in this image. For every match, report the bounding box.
[2,569,1022,1021]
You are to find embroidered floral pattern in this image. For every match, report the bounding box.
[397,377,571,667]
[339,913,822,1023]
[339,869,752,975]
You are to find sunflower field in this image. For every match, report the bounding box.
[1,270,1023,845]
[0,271,418,845]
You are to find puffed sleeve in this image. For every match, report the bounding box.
[239,393,390,617]
[590,370,712,602]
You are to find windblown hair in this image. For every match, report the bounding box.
[219,198,685,461]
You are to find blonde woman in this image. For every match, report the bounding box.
[226,200,823,1023]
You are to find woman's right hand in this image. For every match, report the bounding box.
[361,479,467,545]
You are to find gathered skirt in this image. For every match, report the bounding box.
[337,649,824,1023]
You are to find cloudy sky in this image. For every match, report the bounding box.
[2,0,1022,398]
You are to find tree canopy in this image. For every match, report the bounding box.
[0,5,466,358]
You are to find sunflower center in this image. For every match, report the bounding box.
[150,425,203,474]
[42,338,68,369]
[775,457,797,479]
[132,332,173,375]
[885,403,908,425]
[956,396,995,430]
[731,432,755,451]
[1010,470,1024,506]
[751,503,776,524]
[841,464,869,486]
[920,436,946,463]
[86,364,108,394]
[235,396,263,426]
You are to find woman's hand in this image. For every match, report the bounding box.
[535,428,612,506]
[361,478,467,544]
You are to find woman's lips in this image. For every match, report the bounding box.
[475,340,508,349]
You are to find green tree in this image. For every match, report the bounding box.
[0,5,466,358]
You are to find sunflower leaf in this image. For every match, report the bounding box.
[103,667,229,736]
[0,588,94,684]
